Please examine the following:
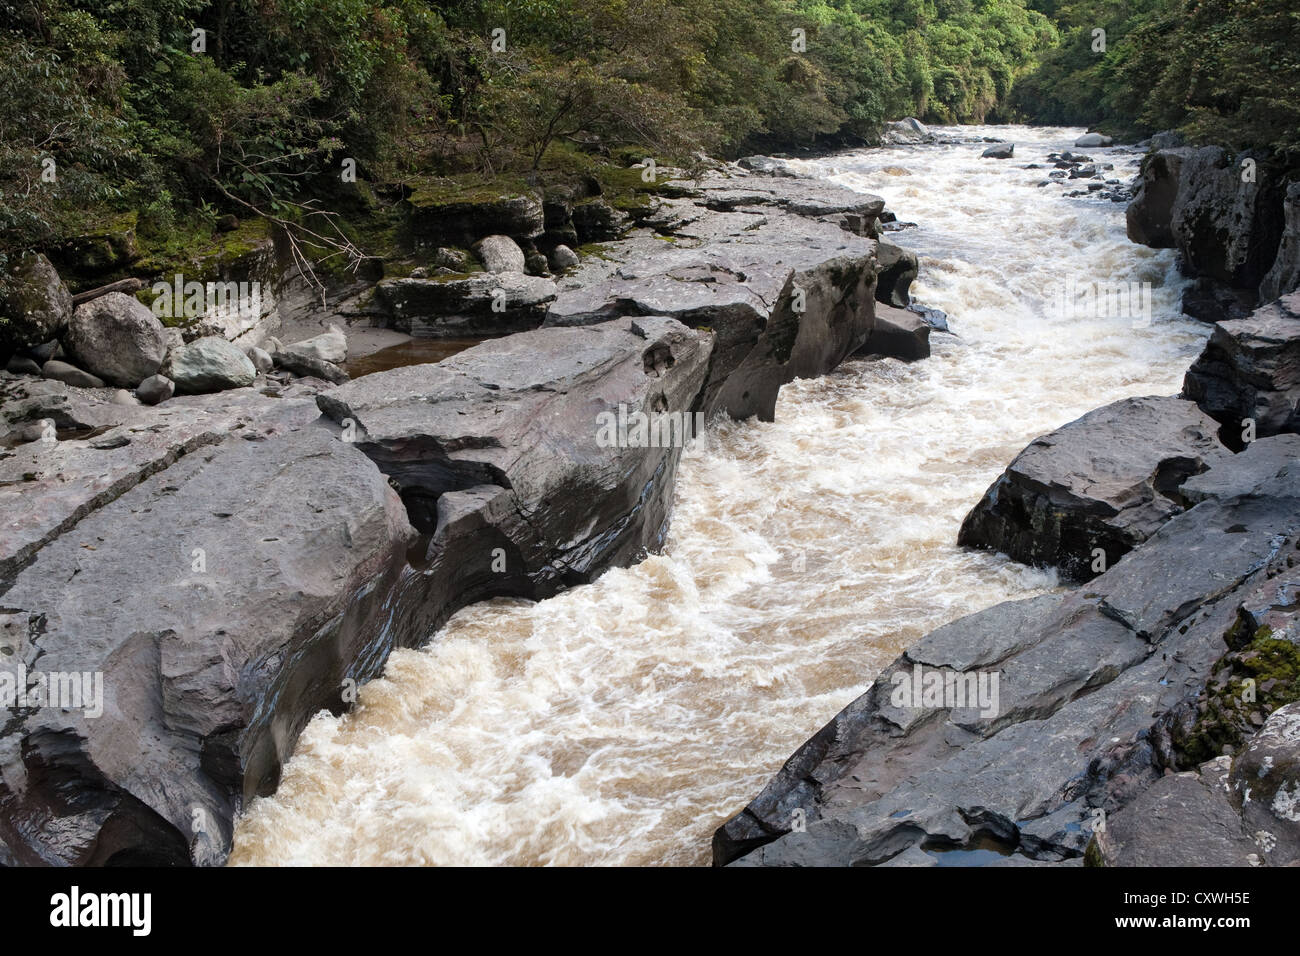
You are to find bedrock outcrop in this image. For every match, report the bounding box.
[958,395,1232,580]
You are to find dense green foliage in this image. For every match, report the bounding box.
[1013,0,1300,161]
[0,0,1056,262]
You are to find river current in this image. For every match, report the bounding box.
[230,125,1208,866]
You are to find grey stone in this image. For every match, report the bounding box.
[41,359,105,389]
[272,349,349,384]
[981,143,1014,159]
[165,336,257,393]
[375,272,557,337]
[135,374,175,406]
[875,240,918,307]
[473,234,527,274]
[959,396,1232,579]
[548,244,580,272]
[1182,434,1300,503]
[858,304,930,361]
[64,292,167,387]
[1183,291,1300,438]
[1260,182,1300,302]
[248,346,274,374]
[0,253,72,351]
[1075,133,1113,147]
[5,356,41,376]
[281,325,347,365]
[1230,702,1300,865]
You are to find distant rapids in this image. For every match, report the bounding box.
[230,125,1209,866]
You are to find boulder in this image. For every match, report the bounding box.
[64,292,167,387]
[737,156,803,178]
[525,252,550,276]
[548,244,580,272]
[1229,702,1300,865]
[1127,149,1189,248]
[1075,132,1113,147]
[858,304,930,361]
[1088,757,1260,866]
[165,336,257,393]
[958,395,1232,579]
[271,349,349,385]
[981,143,1014,159]
[1182,434,1300,503]
[248,346,274,374]
[41,359,105,389]
[1183,291,1300,440]
[1260,182,1300,302]
[0,253,72,352]
[375,272,557,337]
[135,374,175,406]
[473,234,527,274]
[572,199,629,243]
[5,356,41,376]
[875,240,918,307]
[281,325,348,365]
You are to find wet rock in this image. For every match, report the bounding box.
[1127,149,1188,248]
[525,252,550,276]
[737,156,803,178]
[165,336,257,393]
[41,360,105,390]
[1229,702,1300,864]
[64,292,167,387]
[1088,757,1259,866]
[981,143,1014,159]
[135,374,175,406]
[1181,277,1258,324]
[1183,291,1300,439]
[959,396,1231,580]
[1182,434,1300,503]
[1069,164,1099,179]
[473,235,527,274]
[717,492,1300,867]
[432,247,469,271]
[1260,182,1300,301]
[858,304,930,361]
[0,253,72,352]
[875,240,918,308]
[1075,132,1113,148]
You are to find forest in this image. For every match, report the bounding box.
[2,0,1296,270]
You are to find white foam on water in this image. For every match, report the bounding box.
[230,126,1209,866]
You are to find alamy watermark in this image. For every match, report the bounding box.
[150,274,263,322]
[1046,277,1152,327]
[595,403,707,449]
[890,663,1000,719]
[1,665,104,718]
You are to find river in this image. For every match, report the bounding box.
[229,125,1209,866]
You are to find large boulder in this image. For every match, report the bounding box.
[981,143,1014,159]
[64,292,168,387]
[407,186,544,246]
[1127,149,1188,248]
[958,395,1232,579]
[473,234,527,274]
[41,360,104,389]
[1074,132,1113,148]
[1260,182,1300,302]
[857,303,930,361]
[165,336,257,393]
[0,253,73,352]
[375,272,557,337]
[1183,291,1300,440]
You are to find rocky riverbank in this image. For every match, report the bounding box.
[0,161,931,865]
[713,143,1300,867]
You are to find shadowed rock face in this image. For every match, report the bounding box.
[1183,291,1300,442]
[958,395,1232,580]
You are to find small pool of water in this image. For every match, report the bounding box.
[343,338,483,377]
